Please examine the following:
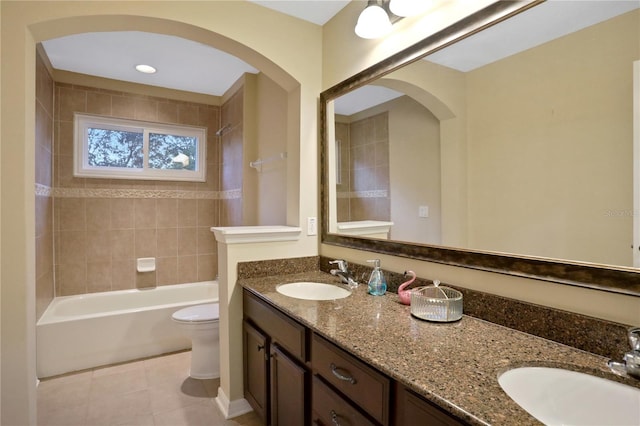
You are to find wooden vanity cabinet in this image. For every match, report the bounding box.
[243,290,310,425]
[393,382,469,426]
[242,289,468,426]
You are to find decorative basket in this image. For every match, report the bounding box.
[410,285,463,322]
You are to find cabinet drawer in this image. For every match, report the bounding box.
[312,376,376,426]
[243,290,307,361]
[312,334,390,425]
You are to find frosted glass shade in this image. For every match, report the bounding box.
[355,4,392,39]
[389,0,429,17]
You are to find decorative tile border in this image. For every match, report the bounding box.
[35,183,53,197]
[46,187,243,200]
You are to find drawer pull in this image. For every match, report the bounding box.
[330,410,341,426]
[330,363,357,384]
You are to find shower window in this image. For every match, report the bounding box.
[74,113,206,181]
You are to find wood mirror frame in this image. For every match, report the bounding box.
[320,0,640,297]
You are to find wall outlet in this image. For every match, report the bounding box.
[307,217,317,236]
[419,205,429,218]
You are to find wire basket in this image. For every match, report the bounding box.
[410,285,463,322]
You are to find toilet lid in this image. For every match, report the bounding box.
[172,303,219,322]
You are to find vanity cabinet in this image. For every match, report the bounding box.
[311,333,390,425]
[243,289,467,426]
[393,383,468,426]
[243,290,310,425]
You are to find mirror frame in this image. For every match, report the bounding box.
[320,0,640,297]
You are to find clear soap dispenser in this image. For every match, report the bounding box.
[366,259,387,296]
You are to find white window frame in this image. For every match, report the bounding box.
[74,113,207,182]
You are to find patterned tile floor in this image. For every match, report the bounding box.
[37,351,262,426]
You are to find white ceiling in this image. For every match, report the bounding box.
[41,0,639,104]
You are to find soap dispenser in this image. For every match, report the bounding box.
[366,259,387,296]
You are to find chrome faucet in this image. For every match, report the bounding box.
[329,259,358,289]
[608,327,640,379]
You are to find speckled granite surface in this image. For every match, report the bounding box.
[239,271,640,426]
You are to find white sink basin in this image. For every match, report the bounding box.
[498,367,640,425]
[276,282,351,300]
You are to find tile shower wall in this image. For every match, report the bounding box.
[53,83,222,296]
[35,50,55,318]
[220,86,244,226]
[336,112,390,222]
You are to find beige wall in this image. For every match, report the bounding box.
[321,3,640,328]
[1,2,321,423]
[466,9,639,266]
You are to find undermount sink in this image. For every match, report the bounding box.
[498,366,640,425]
[276,282,351,301]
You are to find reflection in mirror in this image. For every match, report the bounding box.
[323,1,640,294]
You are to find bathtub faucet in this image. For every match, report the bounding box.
[329,259,358,289]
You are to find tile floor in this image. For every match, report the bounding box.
[37,351,263,426]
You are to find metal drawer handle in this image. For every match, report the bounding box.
[331,410,341,426]
[330,363,356,384]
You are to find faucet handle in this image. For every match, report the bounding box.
[329,259,348,272]
[629,327,640,351]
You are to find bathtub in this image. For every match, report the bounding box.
[36,281,218,378]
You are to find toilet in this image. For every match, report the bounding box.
[171,303,220,379]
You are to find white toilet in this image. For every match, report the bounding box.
[171,303,220,379]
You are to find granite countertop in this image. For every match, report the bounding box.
[239,271,640,425]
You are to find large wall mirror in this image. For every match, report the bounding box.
[321,0,640,296]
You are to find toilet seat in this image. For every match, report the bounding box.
[172,303,219,323]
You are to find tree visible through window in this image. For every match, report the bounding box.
[74,114,206,181]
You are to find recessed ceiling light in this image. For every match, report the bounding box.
[135,64,157,74]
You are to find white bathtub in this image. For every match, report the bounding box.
[36,281,218,378]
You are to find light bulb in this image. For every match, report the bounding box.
[355,4,392,39]
[389,0,429,17]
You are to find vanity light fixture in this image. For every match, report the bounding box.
[356,0,427,39]
[355,0,393,39]
[388,0,430,17]
[135,64,157,74]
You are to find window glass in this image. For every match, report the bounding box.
[74,113,207,181]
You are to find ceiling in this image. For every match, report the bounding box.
[41,0,639,104]
[41,0,350,97]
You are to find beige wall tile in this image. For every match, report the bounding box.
[197,254,217,281]
[156,199,177,228]
[87,91,112,116]
[177,256,198,284]
[58,230,87,263]
[111,198,134,229]
[196,227,216,255]
[157,102,178,124]
[177,200,197,227]
[177,104,198,126]
[58,197,86,231]
[112,260,136,291]
[57,261,88,296]
[156,228,177,257]
[87,261,112,293]
[196,199,216,227]
[58,86,87,122]
[111,229,135,260]
[57,121,74,156]
[136,271,156,289]
[86,230,111,261]
[112,95,136,119]
[135,199,157,229]
[177,227,197,256]
[134,98,158,121]
[135,229,157,258]
[86,198,112,230]
[156,257,177,286]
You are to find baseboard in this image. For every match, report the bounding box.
[214,386,253,419]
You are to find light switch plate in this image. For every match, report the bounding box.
[307,217,317,235]
[419,206,429,218]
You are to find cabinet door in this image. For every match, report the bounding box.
[270,344,308,426]
[393,383,468,426]
[243,320,269,423]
